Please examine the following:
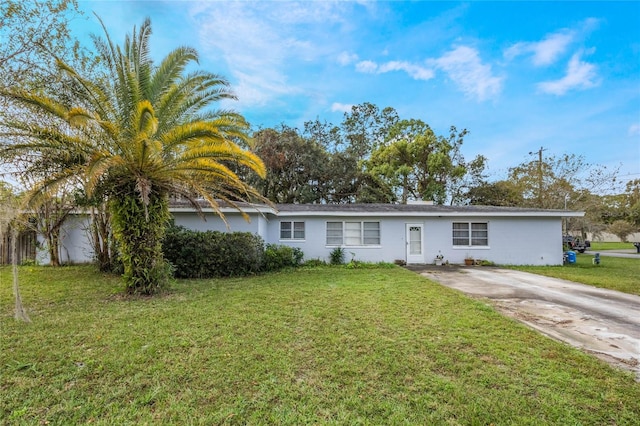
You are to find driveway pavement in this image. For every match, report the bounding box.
[411,266,640,380]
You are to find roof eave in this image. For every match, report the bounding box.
[275,210,586,218]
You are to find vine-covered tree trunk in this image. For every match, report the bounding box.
[109,190,171,295]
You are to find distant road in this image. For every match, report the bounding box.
[589,250,639,259]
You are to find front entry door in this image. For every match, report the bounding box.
[406,224,423,264]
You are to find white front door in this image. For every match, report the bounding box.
[406,223,423,264]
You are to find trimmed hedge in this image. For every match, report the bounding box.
[163,225,265,278]
[162,225,305,278]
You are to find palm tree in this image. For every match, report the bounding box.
[0,18,266,295]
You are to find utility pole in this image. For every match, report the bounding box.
[529,147,546,208]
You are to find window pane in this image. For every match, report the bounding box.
[363,222,380,245]
[326,222,343,245]
[345,222,362,245]
[280,222,291,239]
[409,226,421,255]
[452,222,469,245]
[293,222,305,239]
[471,223,488,246]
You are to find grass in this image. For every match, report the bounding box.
[512,254,640,296]
[589,241,638,251]
[2,265,639,424]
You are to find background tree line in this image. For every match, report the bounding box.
[246,102,486,206]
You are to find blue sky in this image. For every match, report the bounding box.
[73,1,640,189]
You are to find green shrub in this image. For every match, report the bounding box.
[329,247,345,265]
[263,244,304,272]
[162,225,264,278]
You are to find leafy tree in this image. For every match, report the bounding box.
[0,0,84,89]
[607,220,637,243]
[366,120,480,204]
[251,126,328,203]
[341,102,399,160]
[0,18,265,295]
[302,108,397,204]
[302,118,342,153]
[507,152,617,210]
[467,180,524,206]
[623,179,640,226]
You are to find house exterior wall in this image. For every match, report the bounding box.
[266,215,409,263]
[37,215,94,265]
[270,215,563,266]
[423,216,563,266]
[38,209,566,266]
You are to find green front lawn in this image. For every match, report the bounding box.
[512,254,640,296]
[589,241,638,251]
[2,266,639,424]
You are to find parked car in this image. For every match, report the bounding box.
[563,235,590,253]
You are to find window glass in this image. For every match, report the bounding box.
[293,222,305,239]
[363,222,381,245]
[280,221,292,239]
[408,226,421,255]
[326,222,343,245]
[453,222,488,246]
[281,221,305,240]
[452,222,469,246]
[471,223,488,246]
[344,222,362,245]
[326,221,380,246]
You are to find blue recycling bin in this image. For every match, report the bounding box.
[566,251,577,264]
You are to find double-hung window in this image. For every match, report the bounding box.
[280,221,305,240]
[452,222,488,246]
[326,221,380,246]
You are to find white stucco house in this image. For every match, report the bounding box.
[39,201,584,266]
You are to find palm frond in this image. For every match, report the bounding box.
[149,46,198,100]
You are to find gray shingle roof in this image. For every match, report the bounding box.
[168,199,583,217]
[275,203,567,214]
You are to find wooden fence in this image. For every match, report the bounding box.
[0,230,37,265]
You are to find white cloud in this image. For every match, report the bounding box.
[505,31,574,66]
[378,61,435,80]
[355,60,379,74]
[188,2,352,107]
[537,51,599,95]
[331,102,353,113]
[337,51,359,66]
[354,59,434,80]
[629,124,640,137]
[431,46,503,101]
[504,19,600,67]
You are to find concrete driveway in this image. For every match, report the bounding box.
[412,266,640,380]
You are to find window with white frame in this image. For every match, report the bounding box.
[280,221,305,240]
[452,222,488,246]
[326,221,380,246]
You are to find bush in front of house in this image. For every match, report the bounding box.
[163,225,265,278]
[263,244,304,272]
